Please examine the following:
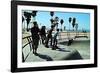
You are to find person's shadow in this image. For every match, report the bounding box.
[52,46,70,52]
[35,53,53,61]
[57,47,70,52]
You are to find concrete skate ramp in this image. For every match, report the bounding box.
[24,45,83,62]
[62,49,83,60]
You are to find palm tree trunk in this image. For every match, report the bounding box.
[27,24,28,31]
[61,25,62,31]
[68,23,70,40]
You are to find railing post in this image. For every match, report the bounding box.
[27,37,32,51]
[22,52,25,62]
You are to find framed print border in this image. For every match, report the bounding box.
[11,1,97,72]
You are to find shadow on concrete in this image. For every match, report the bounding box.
[59,41,70,45]
[63,50,83,60]
[12,72,22,73]
[35,53,53,61]
[57,47,70,52]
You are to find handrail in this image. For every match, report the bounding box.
[22,35,31,39]
[22,35,32,49]
[22,35,33,62]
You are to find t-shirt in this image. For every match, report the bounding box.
[53,31,59,39]
[31,27,40,38]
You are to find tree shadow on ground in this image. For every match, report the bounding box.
[63,50,83,60]
[35,53,53,61]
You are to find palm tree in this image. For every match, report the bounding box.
[32,11,37,16]
[50,18,54,25]
[50,11,54,25]
[50,11,54,17]
[55,16,59,29]
[72,17,76,31]
[75,23,78,36]
[32,11,37,21]
[22,16,24,23]
[26,17,31,31]
[22,16,25,33]
[68,17,72,31]
[69,17,72,23]
[64,26,66,31]
[68,17,72,40]
[24,12,31,31]
[60,19,64,31]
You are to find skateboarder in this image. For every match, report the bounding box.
[31,21,40,54]
[45,25,54,48]
[52,29,59,50]
[40,26,46,45]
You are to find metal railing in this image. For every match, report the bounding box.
[22,35,32,62]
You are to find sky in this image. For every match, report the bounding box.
[22,10,90,31]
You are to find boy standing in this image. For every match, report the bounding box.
[52,29,59,50]
[31,22,40,54]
